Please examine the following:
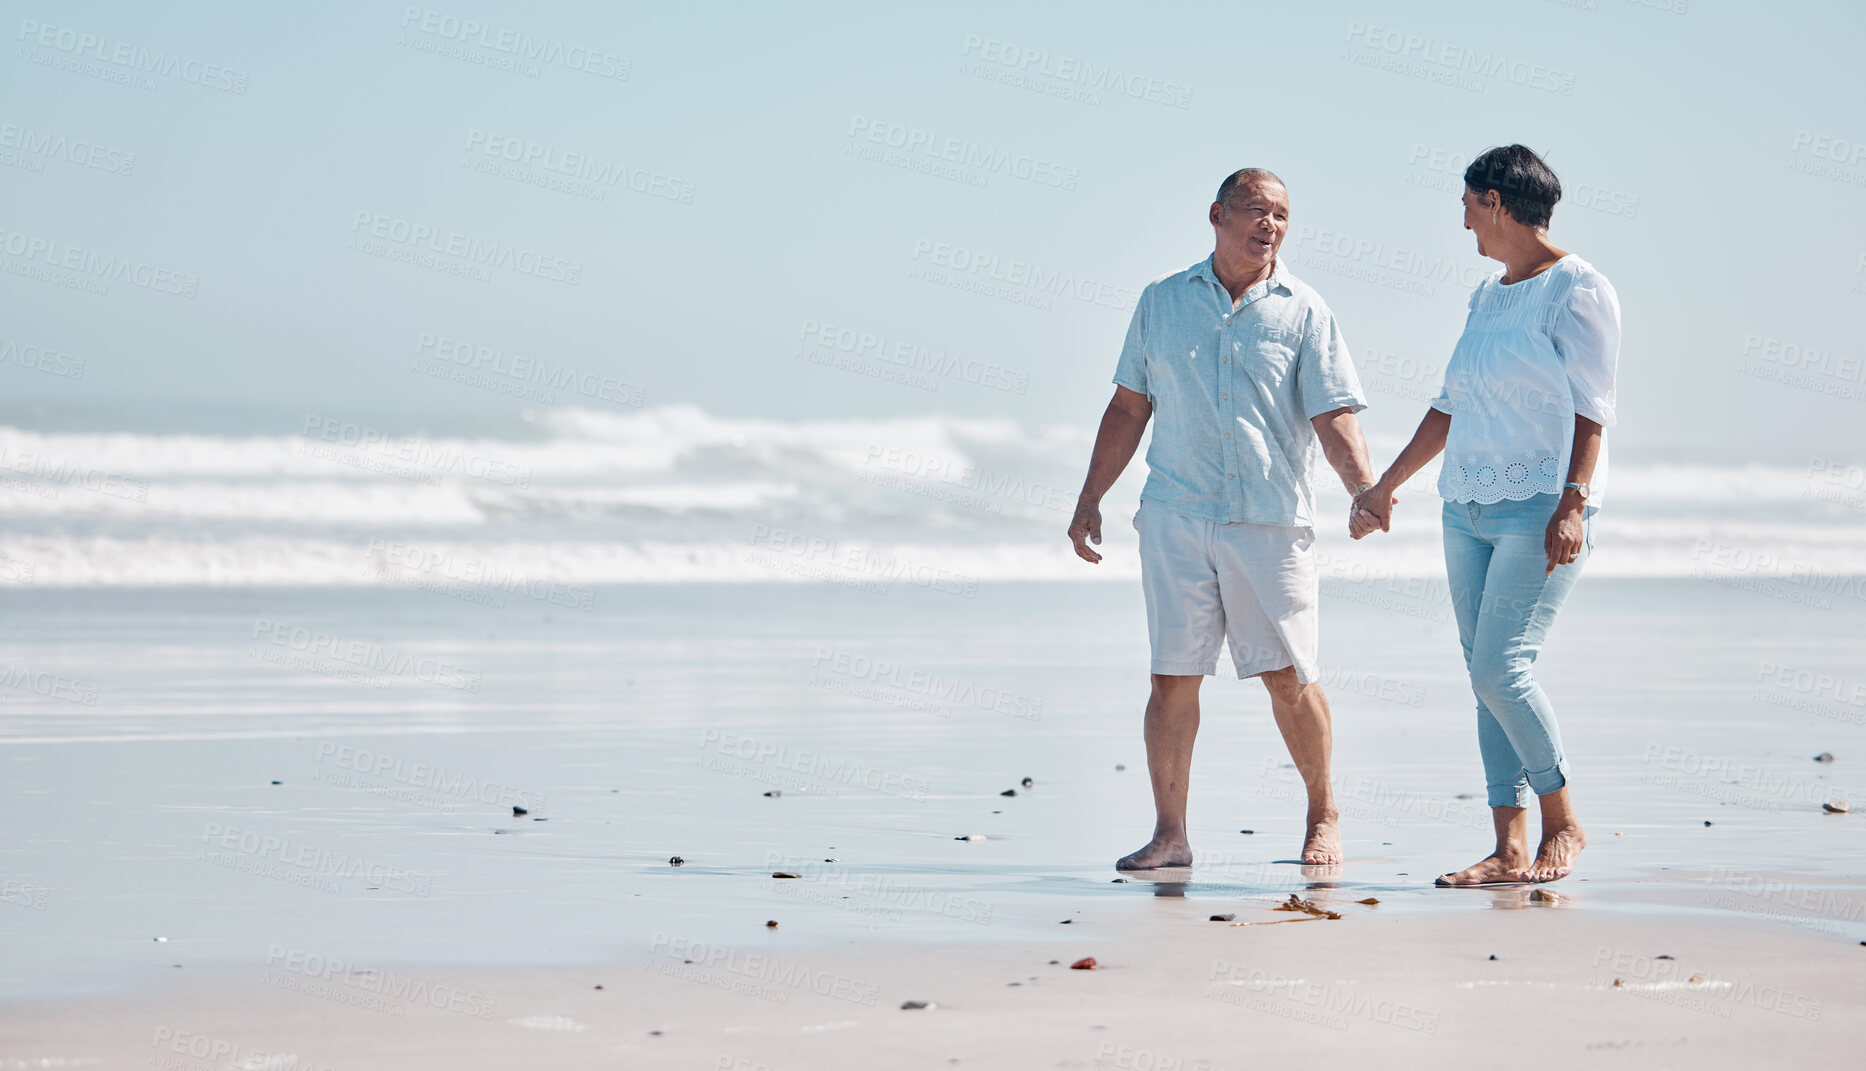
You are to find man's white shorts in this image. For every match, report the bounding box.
[1134,499,1319,681]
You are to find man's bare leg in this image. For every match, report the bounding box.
[1436,806,1530,886]
[1116,674,1203,870]
[1259,667,1342,865]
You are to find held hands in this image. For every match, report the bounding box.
[1349,484,1397,540]
[1068,498,1104,564]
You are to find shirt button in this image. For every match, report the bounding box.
[1221,357,1230,364]
[1224,432,1231,439]
[1227,473,1236,479]
[1221,394,1228,400]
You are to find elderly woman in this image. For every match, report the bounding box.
[1354,144,1620,886]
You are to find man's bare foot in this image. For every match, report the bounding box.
[1520,824,1586,883]
[1301,817,1342,865]
[1116,836,1192,870]
[1434,852,1530,887]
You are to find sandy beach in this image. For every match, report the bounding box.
[2,579,1863,1066]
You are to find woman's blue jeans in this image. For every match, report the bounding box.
[1442,493,1596,809]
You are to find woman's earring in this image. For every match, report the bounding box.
[1491,213,1497,225]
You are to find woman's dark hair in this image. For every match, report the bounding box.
[1463,145,1561,229]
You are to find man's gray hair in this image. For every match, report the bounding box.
[1215,168,1286,209]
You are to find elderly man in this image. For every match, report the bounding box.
[1069,168,1378,869]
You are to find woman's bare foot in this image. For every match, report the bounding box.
[1434,851,1530,887]
[1520,824,1586,883]
[1116,836,1192,870]
[1301,816,1342,865]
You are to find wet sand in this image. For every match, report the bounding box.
[2,580,1863,1064]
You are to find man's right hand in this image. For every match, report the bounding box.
[1068,500,1104,563]
[1349,484,1396,539]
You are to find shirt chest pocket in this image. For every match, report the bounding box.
[1238,326,1301,385]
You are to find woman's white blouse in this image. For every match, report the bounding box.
[1431,254,1621,505]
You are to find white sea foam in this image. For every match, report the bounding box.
[0,407,1860,585]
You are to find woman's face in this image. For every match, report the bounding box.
[1461,187,1498,259]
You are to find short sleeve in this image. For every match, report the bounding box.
[1428,384,1453,414]
[1432,284,1485,415]
[1112,286,1151,396]
[1296,306,1367,419]
[1551,271,1620,427]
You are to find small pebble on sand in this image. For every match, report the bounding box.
[1021,777,1034,788]
[1001,789,1017,797]
[765,920,778,928]
[1815,752,1835,763]
[1209,914,1236,922]
[1115,764,1125,772]
[668,856,684,866]
[764,791,781,798]
[1356,898,1380,905]
[901,1000,931,1009]
[1824,801,1850,814]
[772,871,801,878]
[1703,821,1713,827]
[512,806,528,816]
[1070,957,1098,970]
[1488,955,1499,961]
[1530,888,1561,902]
[1239,829,1254,835]
[956,834,986,842]
[1110,878,1127,883]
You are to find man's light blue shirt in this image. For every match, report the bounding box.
[1113,254,1366,528]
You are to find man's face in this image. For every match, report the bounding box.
[1210,181,1289,271]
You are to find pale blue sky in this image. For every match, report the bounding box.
[4,0,1864,461]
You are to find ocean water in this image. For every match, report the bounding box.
[2,405,1865,588]
[2,577,1863,1003]
[2,407,1864,1002]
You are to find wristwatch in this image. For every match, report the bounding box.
[1563,482,1591,499]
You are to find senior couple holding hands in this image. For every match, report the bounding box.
[1070,144,1619,887]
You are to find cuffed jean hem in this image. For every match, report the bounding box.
[1487,759,1570,809]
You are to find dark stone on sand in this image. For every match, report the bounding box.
[1488,955,1498,961]
[668,856,685,866]
[1059,919,1072,924]
[594,985,603,989]
[1115,764,1126,771]
[764,791,781,798]
[1049,960,1060,964]
[649,1030,662,1035]
[1656,955,1673,959]
[1209,914,1236,922]
[765,920,778,928]
[901,1000,930,1009]
[1070,957,1097,970]
[772,871,801,879]
[1110,878,1127,883]
[270,780,282,785]
[1021,777,1034,788]
[512,806,528,816]
[1356,898,1380,905]
[1001,789,1017,797]
[1704,821,1712,826]
[1815,752,1835,762]
[1455,793,1476,799]
[1824,800,1850,814]
[1239,829,1254,835]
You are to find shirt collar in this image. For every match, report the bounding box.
[1190,253,1293,301]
